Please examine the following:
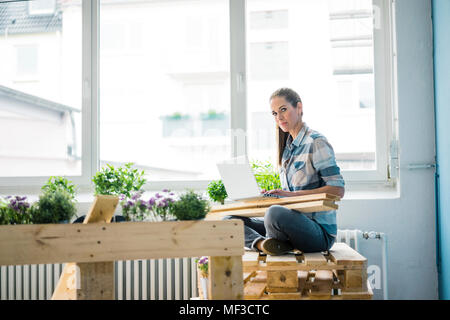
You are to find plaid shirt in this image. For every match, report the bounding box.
[280,123,345,237]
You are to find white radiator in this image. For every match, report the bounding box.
[0,229,387,300]
[0,258,198,300]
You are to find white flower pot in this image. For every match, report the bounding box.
[200,277,208,300]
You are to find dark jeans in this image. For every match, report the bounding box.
[223,205,335,253]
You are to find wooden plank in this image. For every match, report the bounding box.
[309,270,333,298]
[52,195,118,300]
[339,269,368,292]
[208,255,243,300]
[83,195,119,223]
[266,286,298,293]
[76,262,114,300]
[244,282,266,300]
[266,254,298,267]
[298,271,309,291]
[251,271,267,283]
[267,292,302,300]
[0,220,245,266]
[341,280,373,300]
[206,200,338,220]
[303,252,328,266]
[243,271,256,284]
[329,242,367,265]
[209,193,340,213]
[267,270,298,289]
[242,251,260,267]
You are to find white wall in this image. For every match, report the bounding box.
[338,0,437,299]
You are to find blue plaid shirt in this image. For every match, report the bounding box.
[279,123,345,237]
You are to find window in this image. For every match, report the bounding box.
[246,0,393,181]
[1,0,394,191]
[0,0,84,185]
[99,0,230,182]
[16,45,39,77]
[28,0,56,16]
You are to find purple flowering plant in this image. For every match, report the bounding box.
[0,195,32,225]
[195,256,208,278]
[119,189,176,222]
[148,189,176,221]
[119,190,148,221]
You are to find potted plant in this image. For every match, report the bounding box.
[160,112,194,137]
[251,159,282,191]
[147,189,176,221]
[195,256,209,299]
[31,190,76,224]
[200,110,229,136]
[206,180,228,205]
[170,190,210,221]
[92,163,147,222]
[0,196,32,225]
[31,176,78,224]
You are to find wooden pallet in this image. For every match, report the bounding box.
[242,243,372,300]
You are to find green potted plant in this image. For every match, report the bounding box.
[92,163,146,198]
[160,112,194,137]
[200,110,229,136]
[41,176,77,200]
[207,180,228,205]
[171,190,210,221]
[93,163,147,221]
[251,159,282,191]
[31,177,78,224]
[31,190,76,224]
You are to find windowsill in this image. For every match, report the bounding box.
[0,179,400,207]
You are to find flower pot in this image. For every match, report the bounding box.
[197,268,209,300]
[200,277,208,300]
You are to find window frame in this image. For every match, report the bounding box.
[0,0,396,194]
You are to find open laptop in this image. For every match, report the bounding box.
[216,156,284,201]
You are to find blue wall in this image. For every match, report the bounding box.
[433,0,450,300]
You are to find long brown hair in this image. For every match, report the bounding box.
[269,88,302,166]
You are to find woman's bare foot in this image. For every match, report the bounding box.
[255,239,264,252]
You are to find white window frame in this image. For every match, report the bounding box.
[0,0,396,194]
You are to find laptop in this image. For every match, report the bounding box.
[216,156,284,201]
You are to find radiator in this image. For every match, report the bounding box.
[0,258,199,300]
[0,230,387,300]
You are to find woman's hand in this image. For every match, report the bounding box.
[261,189,293,197]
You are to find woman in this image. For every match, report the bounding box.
[223,88,345,255]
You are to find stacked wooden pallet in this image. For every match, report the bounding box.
[242,243,373,300]
[205,193,340,220]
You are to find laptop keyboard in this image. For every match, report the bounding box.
[262,193,282,199]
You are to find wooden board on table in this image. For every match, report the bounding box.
[209,193,340,213]
[0,220,245,266]
[206,200,338,220]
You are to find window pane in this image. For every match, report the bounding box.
[0,0,82,177]
[247,0,376,171]
[100,0,230,181]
